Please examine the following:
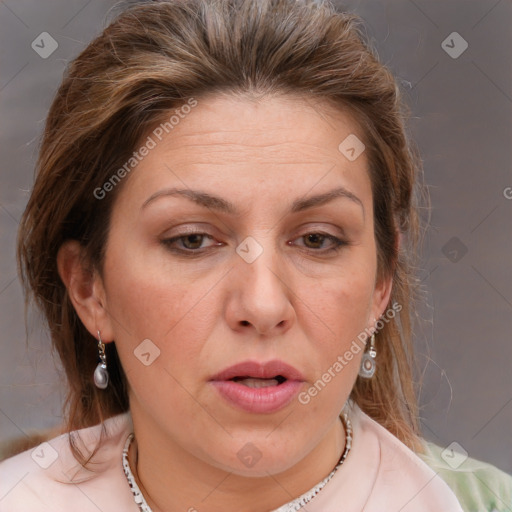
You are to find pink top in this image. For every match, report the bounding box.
[0,402,463,511]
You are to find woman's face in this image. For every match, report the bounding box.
[96,94,391,475]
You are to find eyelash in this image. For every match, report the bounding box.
[161,232,347,256]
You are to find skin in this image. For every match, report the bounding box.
[58,93,392,512]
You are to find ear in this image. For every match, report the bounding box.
[369,230,400,325]
[369,273,393,327]
[57,240,115,342]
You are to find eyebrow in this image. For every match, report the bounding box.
[141,186,364,215]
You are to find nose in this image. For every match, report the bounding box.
[224,238,295,337]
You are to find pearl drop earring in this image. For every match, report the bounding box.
[358,332,377,379]
[93,330,109,389]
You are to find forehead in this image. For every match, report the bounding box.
[154,93,364,156]
[117,93,371,208]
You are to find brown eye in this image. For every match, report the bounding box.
[293,232,347,254]
[161,233,219,255]
[181,234,206,249]
[303,233,326,249]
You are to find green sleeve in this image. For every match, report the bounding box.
[418,441,512,512]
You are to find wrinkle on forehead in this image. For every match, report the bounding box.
[144,92,365,154]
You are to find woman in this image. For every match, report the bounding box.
[0,0,466,510]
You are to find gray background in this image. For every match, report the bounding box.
[0,0,511,475]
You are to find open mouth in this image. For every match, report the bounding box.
[210,361,303,413]
[231,375,287,388]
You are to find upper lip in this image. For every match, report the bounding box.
[210,360,305,381]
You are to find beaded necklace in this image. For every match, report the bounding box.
[122,413,352,512]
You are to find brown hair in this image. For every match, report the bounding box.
[17,0,425,461]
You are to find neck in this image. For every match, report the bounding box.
[128,412,346,512]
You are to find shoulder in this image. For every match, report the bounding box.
[310,402,464,511]
[353,405,464,511]
[419,441,512,512]
[0,413,135,512]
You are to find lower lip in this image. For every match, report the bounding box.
[210,380,303,414]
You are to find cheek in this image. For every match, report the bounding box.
[307,265,375,339]
[103,261,218,420]
[102,244,222,381]
[300,257,376,394]
[296,278,373,413]
[104,237,205,333]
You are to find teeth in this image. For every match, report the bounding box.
[236,378,280,388]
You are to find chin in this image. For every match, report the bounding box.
[202,438,304,478]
